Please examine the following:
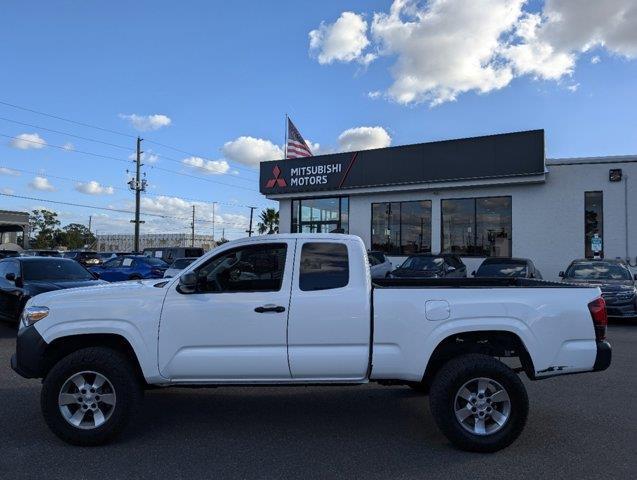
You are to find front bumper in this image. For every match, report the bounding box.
[10,325,48,379]
[605,303,637,318]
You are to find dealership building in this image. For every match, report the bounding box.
[260,130,637,280]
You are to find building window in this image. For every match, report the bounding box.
[441,196,512,256]
[371,200,432,255]
[291,197,349,233]
[585,191,603,259]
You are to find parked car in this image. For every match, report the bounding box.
[0,250,20,259]
[63,251,103,267]
[98,252,118,262]
[391,254,467,278]
[142,247,204,263]
[560,259,637,319]
[473,257,543,279]
[368,251,392,278]
[90,255,169,282]
[20,249,61,257]
[0,257,105,324]
[163,257,199,278]
[12,234,611,451]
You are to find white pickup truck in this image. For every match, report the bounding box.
[12,234,611,452]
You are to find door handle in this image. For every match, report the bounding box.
[254,304,286,313]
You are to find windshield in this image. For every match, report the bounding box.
[566,262,632,280]
[400,256,444,271]
[171,258,195,269]
[22,260,95,281]
[477,262,527,277]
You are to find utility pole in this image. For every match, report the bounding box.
[212,202,217,241]
[129,136,146,253]
[88,215,92,233]
[247,206,256,237]
[191,205,195,247]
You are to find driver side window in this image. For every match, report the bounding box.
[195,243,287,293]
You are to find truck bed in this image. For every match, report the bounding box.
[373,277,584,288]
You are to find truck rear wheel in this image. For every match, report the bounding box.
[41,347,142,446]
[429,354,528,453]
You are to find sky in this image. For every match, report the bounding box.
[1,0,636,239]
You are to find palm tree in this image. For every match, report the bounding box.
[257,208,279,234]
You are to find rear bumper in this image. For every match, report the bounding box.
[593,340,612,372]
[10,325,48,379]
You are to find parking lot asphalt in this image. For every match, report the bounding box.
[1,322,636,480]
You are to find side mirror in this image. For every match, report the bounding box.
[558,271,565,278]
[178,272,198,294]
[5,272,15,282]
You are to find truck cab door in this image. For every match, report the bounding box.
[287,239,371,381]
[158,241,294,381]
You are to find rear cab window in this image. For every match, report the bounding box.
[299,242,349,291]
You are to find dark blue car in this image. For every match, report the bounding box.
[90,255,168,282]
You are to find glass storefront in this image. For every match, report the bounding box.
[442,196,512,256]
[371,200,432,254]
[291,197,349,233]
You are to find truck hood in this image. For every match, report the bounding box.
[29,278,171,306]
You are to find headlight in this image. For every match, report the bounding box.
[21,306,49,327]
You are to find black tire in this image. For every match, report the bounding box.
[408,381,429,394]
[41,347,142,446]
[129,275,142,280]
[429,354,528,453]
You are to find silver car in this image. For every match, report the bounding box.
[163,257,198,278]
[368,251,393,279]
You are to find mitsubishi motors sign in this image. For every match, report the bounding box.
[259,129,545,195]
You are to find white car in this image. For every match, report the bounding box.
[163,257,198,278]
[12,234,611,452]
[368,250,393,278]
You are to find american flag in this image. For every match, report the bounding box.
[286,117,313,159]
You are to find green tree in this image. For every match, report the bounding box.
[257,208,279,234]
[59,223,96,249]
[29,209,61,248]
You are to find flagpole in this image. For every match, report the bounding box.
[284,113,288,159]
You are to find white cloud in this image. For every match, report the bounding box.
[0,167,20,176]
[591,55,601,64]
[0,187,14,194]
[566,83,580,92]
[368,90,382,99]
[119,113,172,131]
[10,132,47,150]
[337,126,391,152]
[309,12,375,65]
[222,136,283,167]
[62,142,75,151]
[29,176,55,191]
[182,156,230,175]
[75,181,115,195]
[370,0,522,105]
[314,0,637,105]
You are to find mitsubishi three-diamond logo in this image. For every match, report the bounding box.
[265,165,287,188]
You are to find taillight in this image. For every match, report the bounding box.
[588,297,608,341]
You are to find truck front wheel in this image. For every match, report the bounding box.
[429,354,528,453]
[41,347,142,446]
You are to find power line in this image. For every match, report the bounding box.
[0,164,270,209]
[0,116,133,151]
[0,191,249,228]
[0,99,135,139]
[0,131,260,191]
[0,132,130,164]
[0,99,260,175]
